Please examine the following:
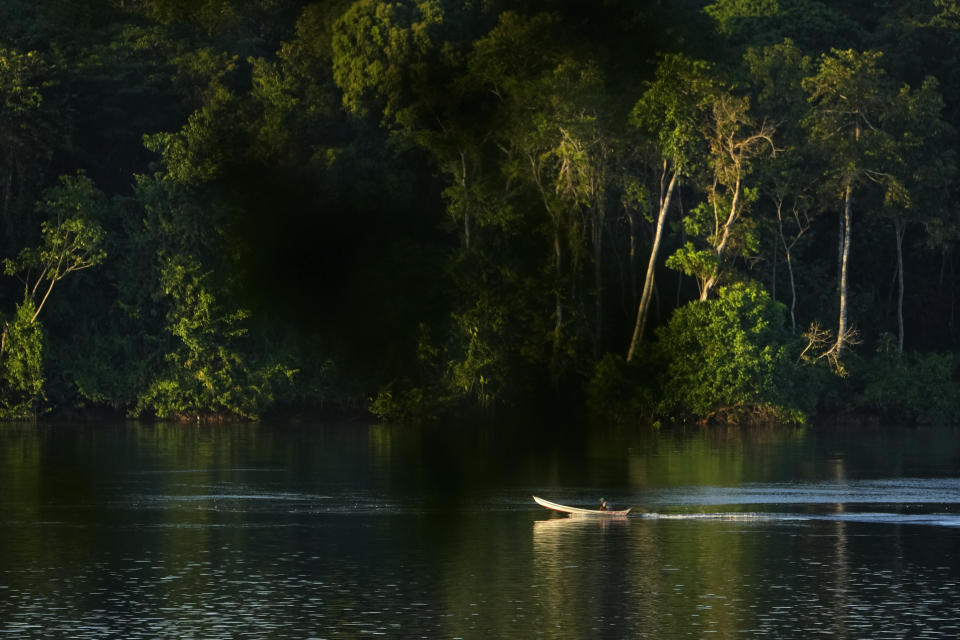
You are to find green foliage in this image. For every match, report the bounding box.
[655,282,805,423]
[705,0,862,51]
[0,47,63,254]
[883,76,955,214]
[368,322,449,423]
[139,0,238,29]
[802,48,891,166]
[855,349,960,424]
[143,54,240,185]
[0,175,109,419]
[281,1,353,66]
[934,0,960,27]
[665,241,718,287]
[585,353,656,424]
[744,36,817,216]
[331,0,443,124]
[1,0,960,427]
[630,54,719,175]
[0,300,44,420]
[0,48,46,112]
[132,257,295,420]
[369,383,438,424]
[705,0,780,34]
[445,304,507,410]
[4,174,108,306]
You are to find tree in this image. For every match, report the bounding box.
[881,77,955,351]
[704,0,865,53]
[0,300,43,419]
[704,0,780,37]
[469,11,615,370]
[626,54,717,361]
[655,281,803,423]
[3,174,107,325]
[121,0,302,41]
[333,5,616,390]
[643,69,774,308]
[934,0,960,26]
[0,48,62,256]
[132,256,294,420]
[744,39,815,333]
[551,96,611,352]
[331,0,444,126]
[767,162,814,333]
[0,174,107,418]
[693,92,776,301]
[802,49,896,355]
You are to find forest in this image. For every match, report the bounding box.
[3,0,960,425]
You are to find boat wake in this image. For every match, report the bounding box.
[647,477,960,506]
[531,478,960,527]
[638,511,960,527]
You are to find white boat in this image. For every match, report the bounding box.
[533,495,631,517]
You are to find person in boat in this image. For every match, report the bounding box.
[599,497,608,511]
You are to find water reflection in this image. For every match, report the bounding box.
[2,422,960,638]
[532,516,640,638]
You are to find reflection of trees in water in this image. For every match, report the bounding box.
[830,456,849,640]
[432,513,547,639]
[593,423,810,491]
[532,517,633,638]
[532,516,746,637]
[0,424,44,589]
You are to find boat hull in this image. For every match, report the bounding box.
[533,495,631,517]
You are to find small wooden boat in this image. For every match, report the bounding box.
[533,495,631,517]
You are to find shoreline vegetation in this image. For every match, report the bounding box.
[4,1,960,426]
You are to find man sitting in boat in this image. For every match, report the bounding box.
[599,498,608,511]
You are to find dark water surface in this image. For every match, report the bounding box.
[2,421,960,638]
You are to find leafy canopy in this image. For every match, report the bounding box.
[655,282,803,422]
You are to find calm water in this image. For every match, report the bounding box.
[2,421,960,638]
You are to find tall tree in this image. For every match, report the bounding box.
[744,39,815,333]
[0,174,107,417]
[466,10,614,373]
[638,68,773,316]
[803,49,896,356]
[881,77,955,351]
[694,92,776,301]
[626,54,715,361]
[2,174,107,326]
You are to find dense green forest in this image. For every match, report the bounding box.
[3,0,960,424]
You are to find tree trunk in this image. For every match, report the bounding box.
[593,211,603,353]
[774,196,806,334]
[460,152,471,250]
[552,211,562,369]
[626,168,678,362]
[894,218,905,353]
[31,278,58,324]
[835,181,853,354]
[700,175,742,301]
[676,189,685,308]
[2,168,12,248]
[529,153,564,372]
[626,207,639,308]
[785,245,798,333]
[771,224,778,303]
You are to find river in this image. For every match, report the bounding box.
[1,421,959,638]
